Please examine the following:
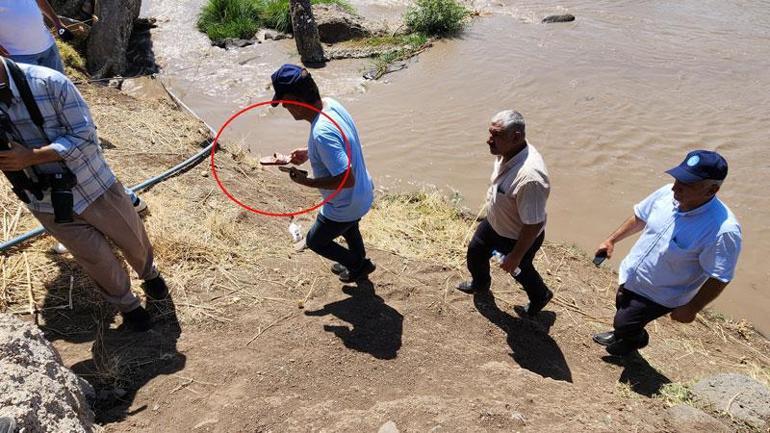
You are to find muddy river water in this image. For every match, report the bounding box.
[141,0,770,335]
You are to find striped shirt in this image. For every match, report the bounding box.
[0,59,115,214]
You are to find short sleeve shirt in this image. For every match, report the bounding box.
[0,0,55,55]
[308,98,374,222]
[619,184,742,308]
[486,143,550,239]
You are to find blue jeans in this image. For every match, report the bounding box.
[10,43,65,74]
[306,214,366,271]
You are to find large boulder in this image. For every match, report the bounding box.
[0,314,96,432]
[312,4,370,43]
[664,405,731,433]
[86,0,141,78]
[691,373,770,430]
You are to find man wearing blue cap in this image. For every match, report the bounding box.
[270,64,376,283]
[592,150,741,356]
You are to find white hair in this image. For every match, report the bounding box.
[491,110,525,135]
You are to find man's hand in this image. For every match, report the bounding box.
[0,142,37,171]
[670,306,698,323]
[0,44,9,57]
[500,253,521,274]
[595,239,615,259]
[286,167,310,186]
[290,148,308,165]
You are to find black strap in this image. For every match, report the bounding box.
[5,59,48,141]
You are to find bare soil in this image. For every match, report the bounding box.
[2,84,769,432]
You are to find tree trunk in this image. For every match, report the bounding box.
[289,0,326,65]
[86,0,141,78]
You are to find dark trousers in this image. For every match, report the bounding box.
[306,214,366,271]
[613,285,673,342]
[466,218,549,301]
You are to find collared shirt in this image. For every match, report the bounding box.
[0,0,55,55]
[308,97,374,222]
[619,184,742,308]
[486,143,550,240]
[0,59,115,214]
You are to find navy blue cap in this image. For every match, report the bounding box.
[270,64,308,107]
[665,150,728,184]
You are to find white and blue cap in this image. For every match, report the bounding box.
[666,150,728,184]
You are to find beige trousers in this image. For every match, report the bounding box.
[33,181,158,312]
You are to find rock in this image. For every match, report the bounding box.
[256,29,290,42]
[664,405,731,433]
[212,38,255,50]
[312,4,370,43]
[87,0,142,78]
[692,373,770,429]
[378,420,400,433]
[542,14,576,23]
[0,313,96,432]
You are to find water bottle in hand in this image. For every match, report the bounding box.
[491,250,521,276]
[288,221,302,242]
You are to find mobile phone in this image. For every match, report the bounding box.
[278,166,307,175]
[593,251,607,267]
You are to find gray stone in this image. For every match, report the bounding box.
[692,373,770,429]
[0,313,96,432]
[212,38,255,50]
[257,29,290,42]
[312,4,370,43]
[542,14,576,23]
[665,404,731,433]
[378,420,400,433]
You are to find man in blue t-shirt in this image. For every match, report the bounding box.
[592,150,741,357]
[270,64,376,283]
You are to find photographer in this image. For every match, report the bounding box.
[0,56,167,331]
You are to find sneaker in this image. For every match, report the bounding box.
[338,259,376,283]
[606,330,649,357]
[122,306,152,332]
[514,288,554,318]
[53,242,69,254]
[592,330,617,347]
[133,196,148,214]
[142,275,169,301]
[330,263,347,275]
[456,280,491,294]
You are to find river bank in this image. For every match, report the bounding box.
[0,79,769,431]
[141,0,770,336]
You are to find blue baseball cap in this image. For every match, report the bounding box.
[665,150,728,184]
[270,64,308,107]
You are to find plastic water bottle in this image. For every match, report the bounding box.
[491,250,521,277]
[288,221,302,242]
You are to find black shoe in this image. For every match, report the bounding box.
[605,331,649,357]
[331,263,347,275]
[339,259,376,283]
[592,331,617,347]
[0,417,16,433]
[122,306,152,332]
[515,289,554,317]
[142,275,169,301]
[456,280,490,294]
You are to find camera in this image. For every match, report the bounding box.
[0,113,44,204]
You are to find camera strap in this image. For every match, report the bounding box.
[5,59,49,142]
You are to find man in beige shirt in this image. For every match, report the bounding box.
[457,110,553,317]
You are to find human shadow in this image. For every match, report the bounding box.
[473,291,572,382]
[39,254,185,424]
[304,282,402,360]
[125,18,160,77]
[602,353,671,397]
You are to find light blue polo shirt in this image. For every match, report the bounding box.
[619,184,742,308]
[308,98,374,222]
